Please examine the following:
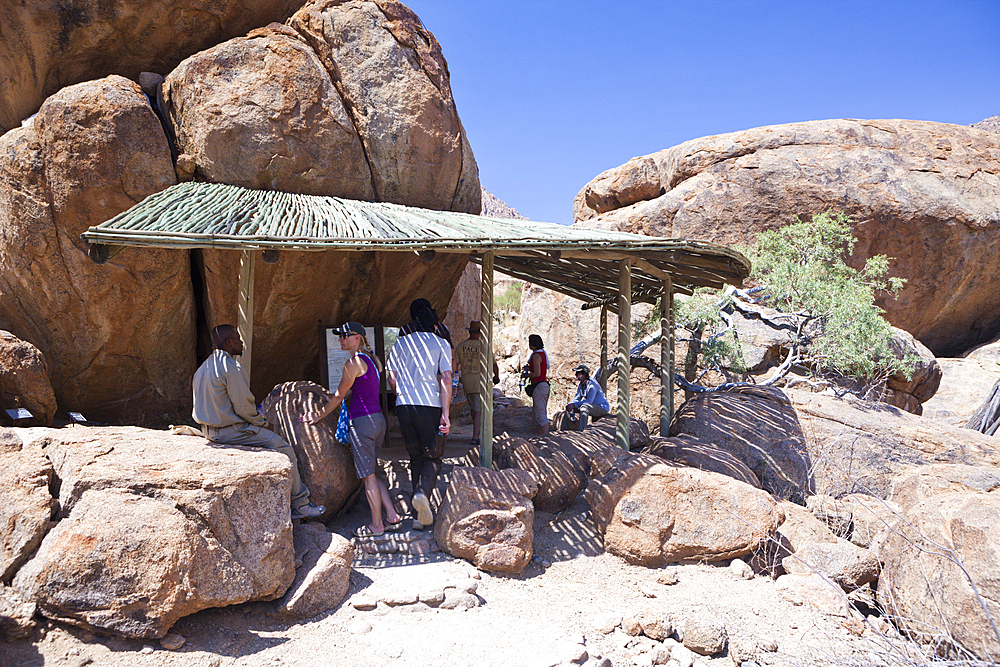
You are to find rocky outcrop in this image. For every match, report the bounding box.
[14,426,296,636]
[921,358,1000,427]
[276,522,353,618]
[0,0,307,132]
[261,381,361,518]
[788,389,1000,498]
[670,386,813,502]
[434,466,537,574]
[0,437,54,583]
[1,2,482,420]
[586,455,782,566]
[574,119,1000,357]
[643,434,761,488]
[0,76,192,424]
[781,541,879,591]
[0,331,56,426]
[289,0,480,212]
[162,27,372,198]
[484,435,587,513]
[876,466,1000,661]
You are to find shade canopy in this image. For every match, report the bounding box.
[81,182,750,304]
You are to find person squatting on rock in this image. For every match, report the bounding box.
[565,364,609,430]
[453,320,500,448]
[524,334,550,435]
[387,304,453,530]
[300,322,401,538]
[192,324,324,520]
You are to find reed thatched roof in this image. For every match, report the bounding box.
[82,182,750,305]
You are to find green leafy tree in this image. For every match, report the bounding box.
[746,211,912,383]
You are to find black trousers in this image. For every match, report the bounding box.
[396,404,443,499]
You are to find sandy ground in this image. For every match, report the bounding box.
[2,429,933,667]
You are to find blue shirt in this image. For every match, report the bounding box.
[569,378,609,412]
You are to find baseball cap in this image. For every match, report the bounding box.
[333,321,366,337]
[573,364,590,376]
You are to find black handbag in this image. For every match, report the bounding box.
[525,381,536,397]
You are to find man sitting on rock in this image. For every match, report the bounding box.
[564,364,609,431]
[192,324,324,520]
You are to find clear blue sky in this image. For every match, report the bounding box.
[404,0,999,224]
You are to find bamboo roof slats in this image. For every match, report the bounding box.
[82,182,751,302]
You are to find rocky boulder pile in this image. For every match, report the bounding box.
[0,0,481,422]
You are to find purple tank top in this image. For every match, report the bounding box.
[349,353,381,419]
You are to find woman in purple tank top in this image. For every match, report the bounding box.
[301,321,401,537]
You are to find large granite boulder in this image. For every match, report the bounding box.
[0,330,57,426]
[921,358,1000,427]
[434,466,537,574]
[276,522,353,618]
[261,381,361,518]
[889,463,1000,512]
[481,435,587,513]
[876,471,1000,661]
[781,540,879,591]
[642,434,761,488]
[574,119,1000,357]
[0,0,307,133]
[788,389,1000,498]
[289,0,480,212]
[586,454,782,566]
[0,76,192,424]
[0,433,54,583]
[670,386,813,502]
[23,425,295,636]
[162,26,372,198]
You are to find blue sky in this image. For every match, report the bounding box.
[404,0,1000,223]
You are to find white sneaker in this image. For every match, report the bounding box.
[412,493,433,527]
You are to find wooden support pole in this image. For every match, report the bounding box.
[237,249,255,383]
[480,252,495,469]
[661,276,674,437]
[616,258,631,451]
[599,304,608,393]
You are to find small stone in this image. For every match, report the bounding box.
[633,653,654,667]
[758,637,778,652]
[593,614,621,634]
[140,646,155,655]
[638,608,673,641]
[418,589,445,606]
[376,540,399,554]
[160,633,186,650]
[728,559,753,580]
[470,570,481,579]
[622,616,642,636]
[440,590,479,610]
[350,596,377,610]
[651,646,670,665]
[639,586,656,598]
[408,539,433,555]
[587,658,613,667]
[683,616,727,656]
[349,619,372,634]
[657,570,679,586]
[448,578,479,594]
[381,591,418,606]
[670,644,696,667]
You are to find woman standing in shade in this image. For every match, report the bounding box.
[302,322,402,537]
[525,334,550,435]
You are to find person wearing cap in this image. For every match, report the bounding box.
[453,320,500,447]
[565,363,609,431]
[301,322,401,537]
[387,304,453,530]
[193,324,324,521]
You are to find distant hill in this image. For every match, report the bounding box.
[480,187,527,220]
[972,115,1000,133]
